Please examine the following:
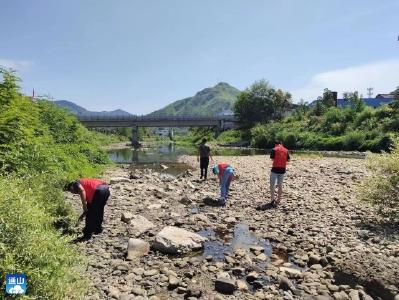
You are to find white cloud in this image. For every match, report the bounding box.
[291,59,399,101]
[0,59,33,71]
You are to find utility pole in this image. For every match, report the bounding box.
[367,87,374,99]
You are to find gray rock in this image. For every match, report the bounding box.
[129,215,155,237]
[168,275,180,289]
[215,277,237,294]
[121,212,134,223]
[108,286,120,299]
[348,290,360,300]
[152,226,207,254]
[110,177,131,184]
[308,254,321,266]
[126,238,150,260]
[279,277,296,292]
[333,291,349,300]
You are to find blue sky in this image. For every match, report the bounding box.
[1,0,398,114]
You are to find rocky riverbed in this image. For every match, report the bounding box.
[66,155,399,300]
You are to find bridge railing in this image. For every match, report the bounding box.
[77,115,237,122]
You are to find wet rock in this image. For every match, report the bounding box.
[126,238,150,260]
[215,277,237,294]
[152,226,207,254]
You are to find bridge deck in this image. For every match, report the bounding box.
[77,115,237,128]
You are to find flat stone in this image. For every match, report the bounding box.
[152,226,207,254]
[126,238,150,260]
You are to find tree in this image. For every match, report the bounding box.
[343,91,365,112]
[0,68,20,107]
[320,88,336,107]
[273,89,292,120]
[393,86,399,101]
[234,80,277,128]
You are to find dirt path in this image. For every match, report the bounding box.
[66,156,399,300]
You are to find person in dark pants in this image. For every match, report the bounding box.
[65,178,110,239]
[197,138,213,180]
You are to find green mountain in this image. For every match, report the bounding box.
[150,82,240,117]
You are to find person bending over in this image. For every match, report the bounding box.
[212,163,234,206]
[65,178,110,239]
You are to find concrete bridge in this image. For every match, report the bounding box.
[77,115,238,147]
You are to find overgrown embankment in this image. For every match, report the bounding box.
[0,69,117,299]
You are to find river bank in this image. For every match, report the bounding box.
[66,155,399,300]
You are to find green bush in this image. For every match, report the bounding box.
[0,177,87,299]
[0,69,113,298]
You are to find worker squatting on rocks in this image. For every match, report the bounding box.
[65,178,110,240]
[212,163,235,206]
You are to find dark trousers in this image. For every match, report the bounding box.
[200,157,210,179]
[84,187,110,237]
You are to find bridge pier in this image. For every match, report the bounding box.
[169,128,174,140]
[131,125,141,148]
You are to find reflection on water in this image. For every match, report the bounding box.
[108,144,265,164]
[197,223,272,261]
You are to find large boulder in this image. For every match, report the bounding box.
[152,226,207,254]
[126,238,150,260]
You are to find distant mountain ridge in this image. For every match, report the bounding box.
[149,82,240,117]
[53,100,132,116]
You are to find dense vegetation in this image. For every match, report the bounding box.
[361,140,399,220]
[233,81,399,152]
[0,69,115,299]
[150,82,240,117]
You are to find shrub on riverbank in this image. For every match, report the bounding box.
[361,140,399,220]
[250,105,395,152]
[0,69,112,298]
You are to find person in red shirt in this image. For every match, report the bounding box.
[65,178,110,239]
[212,163,235,206]
[269,141,290,206]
